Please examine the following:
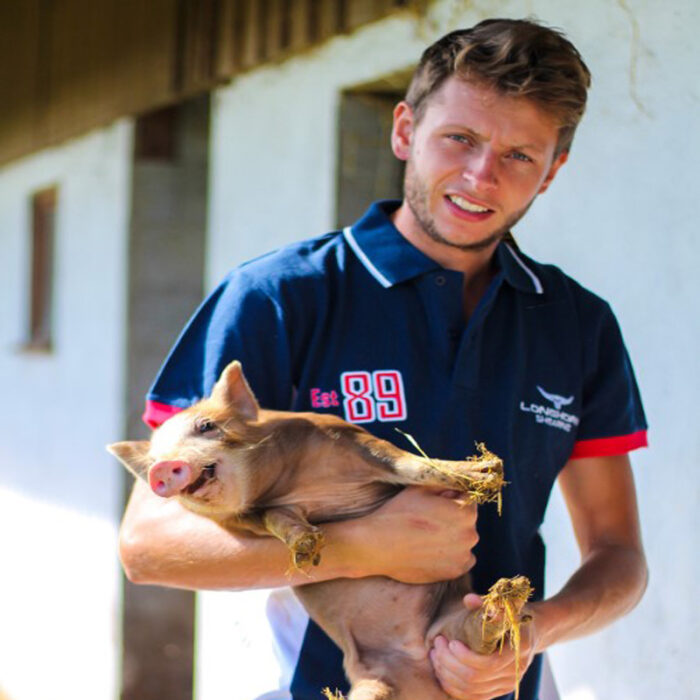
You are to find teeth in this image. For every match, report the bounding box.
[448,194,490,213]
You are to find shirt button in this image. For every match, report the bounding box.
[435,275,446,286]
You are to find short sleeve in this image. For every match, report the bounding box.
[144,269,294,428]
[571,302,648,459]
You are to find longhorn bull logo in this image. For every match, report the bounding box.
[536,386,574,411]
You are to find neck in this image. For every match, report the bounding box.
[462,265,496,320]
[390,202,500,278]
[390,202,499,319]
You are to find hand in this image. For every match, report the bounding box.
[430,595,538,700]
[348,486,478,584]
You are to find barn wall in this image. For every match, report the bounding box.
[0,121,133,700]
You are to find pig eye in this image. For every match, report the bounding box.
[196,419,216,434]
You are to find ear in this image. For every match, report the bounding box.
[538,150,568,194]
[210,360,260,421]
[391,101,414,162]
[107,441,151,481]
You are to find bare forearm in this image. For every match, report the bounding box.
[533,543,648,652]
[119,482,370,590]
[119,482,478,590]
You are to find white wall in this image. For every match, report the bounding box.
[204,1,698,699]
[0,121,133,700]
[522,2,699,699]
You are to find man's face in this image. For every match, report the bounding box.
[392,77,568,254]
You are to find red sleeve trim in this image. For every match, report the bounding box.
[143,400,185,429]
[570,430,648,459]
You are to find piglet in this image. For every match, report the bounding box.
[109,360,531,700]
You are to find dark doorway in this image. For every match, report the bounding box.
[121,94,210,700]
[335,73,411,227]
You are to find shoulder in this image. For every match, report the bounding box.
[229,230,346,298]
[516,249,615,324]
[199,230,348,365]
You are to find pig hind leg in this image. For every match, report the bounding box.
[346,679,394,700]
[391,452,502,495]
[343,641,444,700]
[352,431,502,494]
[345,662,447,700]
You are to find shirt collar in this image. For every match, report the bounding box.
[343,201,442,287]
[345,200,544,294]
[496,241,545,294]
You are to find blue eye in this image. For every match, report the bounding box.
[447,134,471,145]
[509,151,532,163]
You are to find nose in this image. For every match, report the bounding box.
[462,148,498,191]
[149,460,192,497]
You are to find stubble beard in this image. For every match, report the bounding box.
[403,163,533,252]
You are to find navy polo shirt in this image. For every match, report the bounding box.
[145,200,647,700]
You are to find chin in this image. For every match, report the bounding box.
[430,223,505,253]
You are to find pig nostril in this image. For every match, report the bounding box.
[173,467,182,475]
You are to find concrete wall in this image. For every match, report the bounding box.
[202,1,699,699]
[0,121,133,700]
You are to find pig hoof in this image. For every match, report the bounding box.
[290,530,324,569]
[293,549,320,569]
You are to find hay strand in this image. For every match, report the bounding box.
[396,430,506,510]
[480,576,534,700]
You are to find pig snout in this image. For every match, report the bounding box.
[149,460,192,497]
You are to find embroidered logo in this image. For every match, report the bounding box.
[520,385,579,433]
[536,385,574,411]
[338,370,407,424]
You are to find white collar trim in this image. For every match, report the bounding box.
[343,226,392,288]
[505,243,544,294]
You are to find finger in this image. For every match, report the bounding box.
[430,648,476,699]
[432,658,516,698]
[462,592,483,610]
[431,643,524,700]
[445,639,516,672]
[431,638,513,687]
[431,638,478,679]
[438,489,461,498]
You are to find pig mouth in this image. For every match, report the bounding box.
[184,464,217,495]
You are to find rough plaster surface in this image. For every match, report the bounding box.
[0,121,132,700]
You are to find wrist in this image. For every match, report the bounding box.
[321,519,377,580]
[528,597,572,653]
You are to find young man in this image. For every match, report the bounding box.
[120,18,648,700]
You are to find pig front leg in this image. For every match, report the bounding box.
[261,506,325,571]
[427,576,534,699]
[431,575,533,653]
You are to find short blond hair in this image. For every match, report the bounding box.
[406,18,591,155]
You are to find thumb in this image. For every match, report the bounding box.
[463,592,483,611]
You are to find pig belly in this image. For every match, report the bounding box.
[294,578,451,700]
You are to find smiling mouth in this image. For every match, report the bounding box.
[446,194,493,214]
[184,464,217,494]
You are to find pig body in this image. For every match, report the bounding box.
[110,360,517,700]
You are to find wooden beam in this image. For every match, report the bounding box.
[288,0,311,53]
[0,0,411,165]
[265,0,286,61]
[0,0,41,162]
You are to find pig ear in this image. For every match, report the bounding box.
[210,360,260,421]
[107,441,152,481]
